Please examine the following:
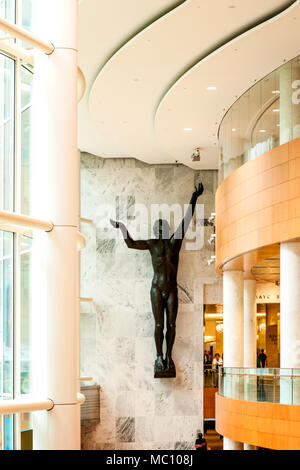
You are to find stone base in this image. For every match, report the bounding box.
[154,362,176,379]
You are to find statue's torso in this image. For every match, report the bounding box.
[149,239,179,292]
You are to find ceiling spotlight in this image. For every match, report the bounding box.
[259,129,267,133]
[191,147,201,162]
[232,128,237,132]
[207,255,216,266]
[207,86,217,91]
[208,234,216,245]
[273,109,280,113]
[272,90,280,94]
[208,212,216,224]
[184,127,193,131]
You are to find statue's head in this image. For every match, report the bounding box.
[153,219,170,239]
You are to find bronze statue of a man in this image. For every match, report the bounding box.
[110,183,204,378]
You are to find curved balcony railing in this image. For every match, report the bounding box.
[219,54,300,181]
[219,367,300,406]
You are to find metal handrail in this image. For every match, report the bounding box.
[0,392,85,415]
[222,372,297,378]
[0,16,54,54]
[0,211,86,252]
[0,210,53,234]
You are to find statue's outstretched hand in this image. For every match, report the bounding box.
[110,219,123,229]
[193,183,204,198]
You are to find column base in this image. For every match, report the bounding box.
[244,443,257,450]
[223,437,243,450]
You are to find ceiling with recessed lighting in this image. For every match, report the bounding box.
[78,0,300,169]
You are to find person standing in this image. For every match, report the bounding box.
[195,432,208,451]
[212,353,223,387]
[258,349,267,368]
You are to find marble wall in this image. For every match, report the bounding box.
[80,152,219,450]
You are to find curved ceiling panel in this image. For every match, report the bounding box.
[87,0,296,166]
[155,0,300,169]
[78,0,184,156]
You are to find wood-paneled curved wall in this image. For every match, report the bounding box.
[216,394,300,450]
[216,138,300,270]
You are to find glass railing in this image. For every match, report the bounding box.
[219,368,300,405]
[219,54,300,181]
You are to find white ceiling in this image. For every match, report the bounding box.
[78,0,300,169]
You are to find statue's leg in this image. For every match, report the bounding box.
[166,289,178,369]
[150,286,164,370]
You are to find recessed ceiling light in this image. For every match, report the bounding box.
[272,90,280,94]
[232,128,237,132]
[273,109,280,113]
[259,129,267,133]
[184,128,193,131]
[207,86,217,90]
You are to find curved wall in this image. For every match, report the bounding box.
[216,394,300,450]
[216,137,300,269]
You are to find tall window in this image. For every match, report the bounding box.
[0,0,33,450]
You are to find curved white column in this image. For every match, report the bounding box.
[223,270,244,367]
[243,279,257,451]
[31,0,80,450]
[223,270,244,451]
[244,279,257,368]
[280,242,300,368]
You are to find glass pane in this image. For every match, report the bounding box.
[0,231,14,450]
[0,0,15,26]
[21,0,33,49]
[0,0,15,48]
[20,236,32,395]
[3,415,13,450]
[21,0,32,30]
[21,67,33,215]
[0,231,14,399]
[0,53,15,212]
[21,411,33,449]
[219,53,300,181]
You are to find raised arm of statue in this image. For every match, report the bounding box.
[110,219,149,250]
[171,183,204,249]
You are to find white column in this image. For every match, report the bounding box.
[280,241,300,405]
[244,280,257,368]
[243,279,257,450]
[223,270,244,451]
[280,242,300,369]
[31,0,80,450]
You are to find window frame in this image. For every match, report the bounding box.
[0,0,34,451]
